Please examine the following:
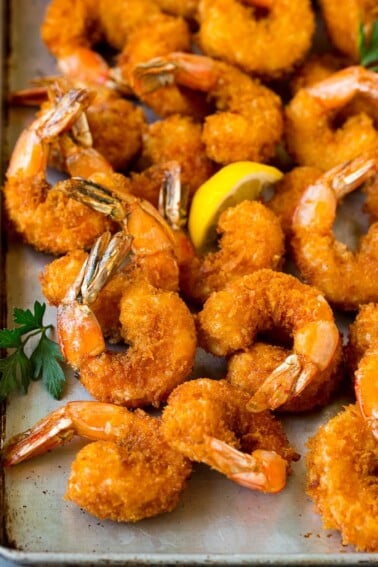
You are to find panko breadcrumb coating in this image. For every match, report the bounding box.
[306,404,378,551]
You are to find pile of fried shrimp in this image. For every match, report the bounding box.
[2,0,378,554]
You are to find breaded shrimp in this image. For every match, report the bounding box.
[40,249,173,342]
[197,269,341,412]
[57,232,197,407]
[39,167,183,337]
[266,166,322,237]
[181,200,285,303]
[3,401,192,522]
[227,342,343,412]
[318,0,378,61]
[138,114,216,201]
[116,16,209,118]
[306,404,378,551]
[41,0,208,118]
[40,162,185,339]
[158,166,285,303]
[161,378,299,492]
[285,66,378,170]
[197,0,315,79]
[12,80,146,173]
[56,164,181,291]
[345,303,378,439]
[3,88,113,255]
[290,54,378,129]
[292,151,378,310]
[75,85,145,172]
[135,52,284,164]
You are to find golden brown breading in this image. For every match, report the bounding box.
[306,404,378,551]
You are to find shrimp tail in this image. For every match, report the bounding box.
[58,232,132,368]
[134,57,178,94]
[205,437,287,493]
[247,354,304,412]
[37,88,94,140]
[3,407,75,467]
[134,53,218,95]
[158,161,189,230]
[56,177,128,220]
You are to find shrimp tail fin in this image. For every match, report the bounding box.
[134,58,178,94]
[2,407,75,467]
[247,354,302,412]
[205,437,287,493]
[38,88,94,140]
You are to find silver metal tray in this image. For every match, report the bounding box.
[0,0,377,564]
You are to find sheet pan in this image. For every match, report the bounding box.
[0,0,377,564]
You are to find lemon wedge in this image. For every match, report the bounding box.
[188,161,283,253]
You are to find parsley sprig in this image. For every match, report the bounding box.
[0,301,65,400]
[358,20,378,71]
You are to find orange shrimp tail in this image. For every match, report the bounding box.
[134,53,218,94]
[247,354,303,412]
[57,301,105,369]
[305,66,378,109]
[58,47,111,86]
[205,437,287,493]
[2,407,75,467]
[10,86,50,106]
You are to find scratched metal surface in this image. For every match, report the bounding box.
[0,0,377,565]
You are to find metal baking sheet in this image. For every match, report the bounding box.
[0,0,377,564]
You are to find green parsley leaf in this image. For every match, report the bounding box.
[13,301,46,334]
[30,334,65,400]
[358,20,378,71]
[0,328,22,349]
[0,302,66,400]
[0,349,33,397]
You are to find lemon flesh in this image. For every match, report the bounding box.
[188,161,283,253]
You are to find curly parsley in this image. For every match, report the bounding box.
[0,301,65,400]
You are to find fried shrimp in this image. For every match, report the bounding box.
[3,401,192,522]
[289,54,378,130]
[306,404,378,551]
[285,66,378,170]
[56,165,180,291]
[345,303,378,439]
[318,0,378,61]
[138,114,216,200]
[40,161,185,337]
[57,232,197,407]
[292,151,378,310]
[3,88,113,255]
[40,178,182,339]
[41,0,208,118]
[182,200,285,303]
[12,81,146,173]
[227,342,343,412]
[197,269,341,412]
[135,52,284,164]
[161,378,299,492]
[197,0,315,79]
[266,166,322,237]
[40,249,148,341]
[41,0,163,79]
[158,165,285,303]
